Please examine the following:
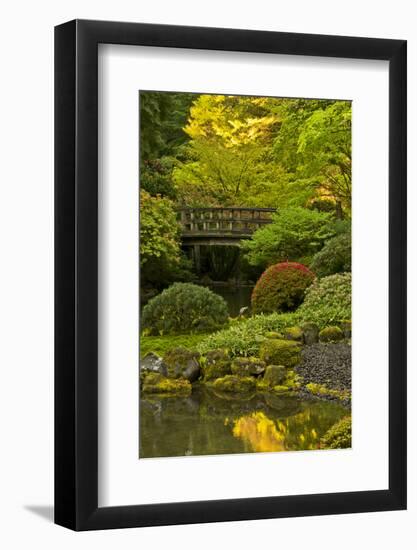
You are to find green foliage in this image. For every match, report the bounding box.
[142,283,229,335]
[140,92,195,200]
[259,339,301,367]
[272,99,352,215]
[298,272,351,326]
[140,91,194,161]
[140,190,188,288]
[310,232,351,277]
[242,208,335,268]
[141,158,177,199]
[320,416,352,449]
[197,312,299,357]
[251,262,315,314]
[140,333,210,358]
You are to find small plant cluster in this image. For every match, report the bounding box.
[298,272,351,327]
[320,416,352,449]
[197,312,299,357]
[142,282,228,335]
[251,261,315,315]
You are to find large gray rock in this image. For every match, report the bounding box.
[140,353,168,377]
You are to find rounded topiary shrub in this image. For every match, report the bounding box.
[142,282,229,335]
[298,272,351,327]
[251,262,315,314]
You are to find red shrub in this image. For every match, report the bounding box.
[251,262,315,314]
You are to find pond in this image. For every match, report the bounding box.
[139,387,349,458]
[208,285,253,317]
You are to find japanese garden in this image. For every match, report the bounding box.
[139,91,352,458]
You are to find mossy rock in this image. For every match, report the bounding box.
[205,349,230,364]
[141,373,192,395]
[265,331,284,339]
[340,320,352,339]
[283,326,304,342]
[319,326,344,343]
[163,347,201,382]
[262,365,286,386]
[212,375,256,393]
[259,339,301,367]
[203,361,231,381]
[202,349,232,381]
[300,322,319,345]
[231,356,266,377]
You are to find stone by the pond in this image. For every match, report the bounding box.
[163,347,201,382]
[340,320,352,339]
[205,349,230,365]
[301,322,319,345]
[141,372,192,395]
[262,365,286,386]
[259,339,301,367]
[140,352,168,377]
[319,326,344,343]
[203,349,231,381]
[231,356,266,377]
[265,331,284,339]
[212,375,256,393]
[283,326,303,342]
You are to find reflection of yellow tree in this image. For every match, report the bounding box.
[232,412,286,452]
[231,410,323,453]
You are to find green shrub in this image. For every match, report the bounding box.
[310,232,351,277]
[251,262,315,314]
[197,312,299,357]
[298,272,351,326]
[319,326,344,342]
[242,207,335,268]
[259,338,301,367]
[142,283,228,335]
[320,416,352,449]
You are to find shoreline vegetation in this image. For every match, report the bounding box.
[139,92,352,454]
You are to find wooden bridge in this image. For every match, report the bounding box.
[179,207,275,246]
[178,207,275,272]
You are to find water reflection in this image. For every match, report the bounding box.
[140,388,349,458]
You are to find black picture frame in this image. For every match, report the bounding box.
[55,19,407,531]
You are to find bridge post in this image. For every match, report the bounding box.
[193,244,201,273]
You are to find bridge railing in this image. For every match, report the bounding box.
[179,207,275,235]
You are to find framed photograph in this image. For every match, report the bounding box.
[55,20,406,530]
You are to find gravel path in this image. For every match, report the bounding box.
[295,343,351,391]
